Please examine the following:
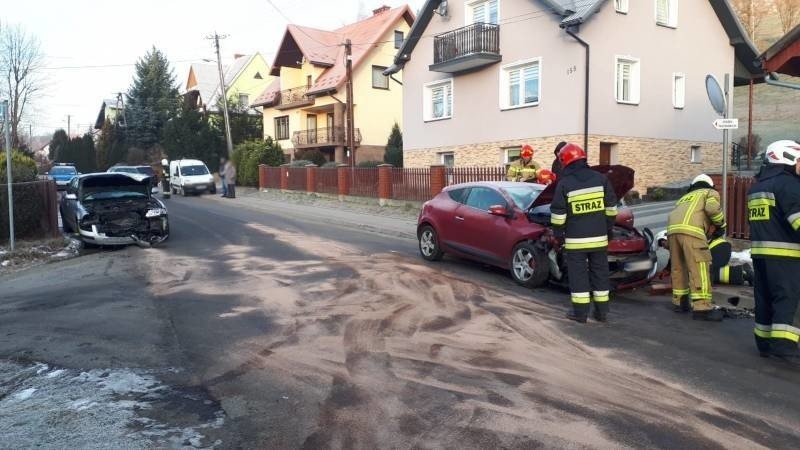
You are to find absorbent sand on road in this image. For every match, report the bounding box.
[139,223,798,449]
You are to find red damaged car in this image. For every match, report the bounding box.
[417,165,657,290]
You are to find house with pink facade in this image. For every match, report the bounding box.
[385,0,762,190]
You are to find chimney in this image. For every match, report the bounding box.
[234,53,245,59]
[372,5,390,15]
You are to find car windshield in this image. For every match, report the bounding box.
[181,165,208,176]
[503,185,545,209]
[136,166,155,177]
[51,167,77,175]
[110,167,138,173]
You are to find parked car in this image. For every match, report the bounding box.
[169,159,216,196]
[59,173,169,246]
[47,163,79,190]
[416,165,657,290]
[108,165,159,193]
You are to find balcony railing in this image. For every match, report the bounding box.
[291,126,362,148]
[275,85,314,110]
[430,22,501,74]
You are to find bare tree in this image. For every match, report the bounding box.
[0,23,44,150]
[732,0,774,44]
[774,0,800,34]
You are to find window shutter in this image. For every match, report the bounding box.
[674,74,686,109]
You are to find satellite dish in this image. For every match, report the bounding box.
[705,75,726,116]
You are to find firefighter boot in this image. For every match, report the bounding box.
[673,295,691,313]
[692,305,724,322]
[565,311,588,324]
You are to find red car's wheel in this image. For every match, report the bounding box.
[510,242,549,288]
[418,225,444,261]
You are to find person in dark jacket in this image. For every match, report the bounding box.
[747,140,800,363]
[551,141,567,177]
[551,143,618,323]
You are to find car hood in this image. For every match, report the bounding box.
[529,165,634,208]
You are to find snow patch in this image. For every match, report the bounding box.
[731,249,752,265]
[12,388,37,401]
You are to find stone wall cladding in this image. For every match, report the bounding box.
[404,135,723,193]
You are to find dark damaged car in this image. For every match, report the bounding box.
[59,173,169,246]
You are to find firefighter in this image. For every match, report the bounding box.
[537,168,557,186]
[160,158,171,199]
[747,140,800,363]
[507,144,541,182]
[551,143,618,323]
[666,174,726,321]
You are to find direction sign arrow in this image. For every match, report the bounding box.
[713,118,739,130]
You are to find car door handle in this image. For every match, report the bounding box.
[455,216,465,221]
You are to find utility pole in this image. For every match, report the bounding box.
[67,115,71,137]
[207,32,234,158]
[3,101,14,252]
[345,39,355,166]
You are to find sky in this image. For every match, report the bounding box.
[5,0,426,139]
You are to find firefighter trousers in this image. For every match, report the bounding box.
[668,234,713,311]
[753,258,800,356]
[566,250,610,319]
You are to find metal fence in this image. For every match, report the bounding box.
[263,167,281,189]
[0,180,59,242]
[726,175,755,239]
[316,168,339,195]
[447,166,507,185]
[433,23,500,65]
[392,168,431,201]
[286,167,307,191]
[349,168,379,198]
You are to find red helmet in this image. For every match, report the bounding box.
[558,143,587,168]
[537,168,556,185]
[520,144,534,159]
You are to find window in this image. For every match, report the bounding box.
[424,79,453,121]
[615,0,628,13]
[306,75,312,87]
[238,94,249,108]
[504,147,521,163]
[673,73,685,109]
[615,56,640,104]
[440,152,455,167]
[394,30,404,49]
[448,187,470,204]
[465,187,506,211]
[500,59,540,110]
[656,0,678,27]
[274,116,289,140]
[691,146,702,163]
[467,0,499,24]
[372,66,389,89]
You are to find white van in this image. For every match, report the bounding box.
[169,159,216,196]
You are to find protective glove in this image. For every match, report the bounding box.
[711,227,726,239]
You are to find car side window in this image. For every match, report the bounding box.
[447,188,470,204]
[68,178,79,194]
[466,187,506,211]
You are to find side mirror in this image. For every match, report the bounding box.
[488,205,511,217]
[65,193,77,201]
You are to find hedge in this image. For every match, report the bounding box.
[231,139,283,187]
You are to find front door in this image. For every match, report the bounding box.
[307,115,317,144]
[599,142,613,166]
[455,186,512,265]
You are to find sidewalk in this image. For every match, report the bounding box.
[207,187,419,240]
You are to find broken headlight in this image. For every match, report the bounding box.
[145,208,167,218]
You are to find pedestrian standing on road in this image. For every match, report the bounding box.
[219,157,228,197]
[223,158,237,199]
[551,143,618,323]
[666,174,726,321]
[747,140,800,364]
[551,141,567,178]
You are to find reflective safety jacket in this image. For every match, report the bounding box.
[551,161,618,251]
[747,165,800,259]
[667,188,725,240]
[506,160,541,182]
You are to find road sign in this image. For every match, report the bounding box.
[705,75,726,116]
[713,118,738,130]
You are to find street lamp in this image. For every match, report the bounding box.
[203,57,234,158]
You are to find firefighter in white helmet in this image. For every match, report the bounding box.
[666,173,727,321]
[748,140,800,364]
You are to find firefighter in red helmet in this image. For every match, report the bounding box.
[551,143,618,323]
[507,144,541,182]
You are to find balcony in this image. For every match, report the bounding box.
[275,85,314,110]
[430,23,501,74]
[291,126,362,148]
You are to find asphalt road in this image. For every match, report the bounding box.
[1,193,798,449]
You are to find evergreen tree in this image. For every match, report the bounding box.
[50,129,68,161]
[161,104,224,171]
[96,121,128,169]
[213,93,263,145]
[384,122,403,167]
[126,47,180,150]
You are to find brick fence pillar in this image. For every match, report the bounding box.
[430,164,446,198]
[258,164,267,190]
[280,164,289,191]
[378,164,393,206]
[306,164,317,194]
[337,164,350,201]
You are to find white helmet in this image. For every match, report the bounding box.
[765,140,800,166]
[692,174,714,187]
